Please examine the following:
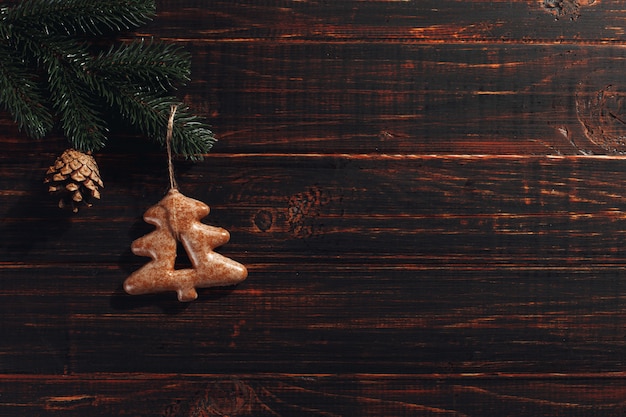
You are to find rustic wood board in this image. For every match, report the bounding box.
[4,0,626,416]
[4,374,626,416]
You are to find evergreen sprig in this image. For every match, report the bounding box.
[0,43,52,138]
[0,0,215,158]
[0,0,156,36]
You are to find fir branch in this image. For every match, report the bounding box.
[89,39,191,92]
[90,80,215,158]
[7,29,88,70]
[0,0,156,37]
[11,32,108,151]
[0,43,52,138]
[0,0,214,158]
[48,59,108,151]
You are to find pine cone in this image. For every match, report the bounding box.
[44,149,104,212]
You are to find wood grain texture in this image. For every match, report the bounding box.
[3,0,626,415]
[4,374,626,417]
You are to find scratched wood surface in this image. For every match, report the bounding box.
[4,0,626,416]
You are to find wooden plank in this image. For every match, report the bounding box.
[193,42,624,155]
[109,41,626,155]
[4,153,626,266]
[151,0,626,44]
[186,42,577,155]
[3,264,626,375]
[3,374,626,417]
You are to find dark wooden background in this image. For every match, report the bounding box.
[4,0,626,415]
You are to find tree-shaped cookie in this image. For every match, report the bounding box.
[124,188,247,302]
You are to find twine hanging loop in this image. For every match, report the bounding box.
[166,105,178,190]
